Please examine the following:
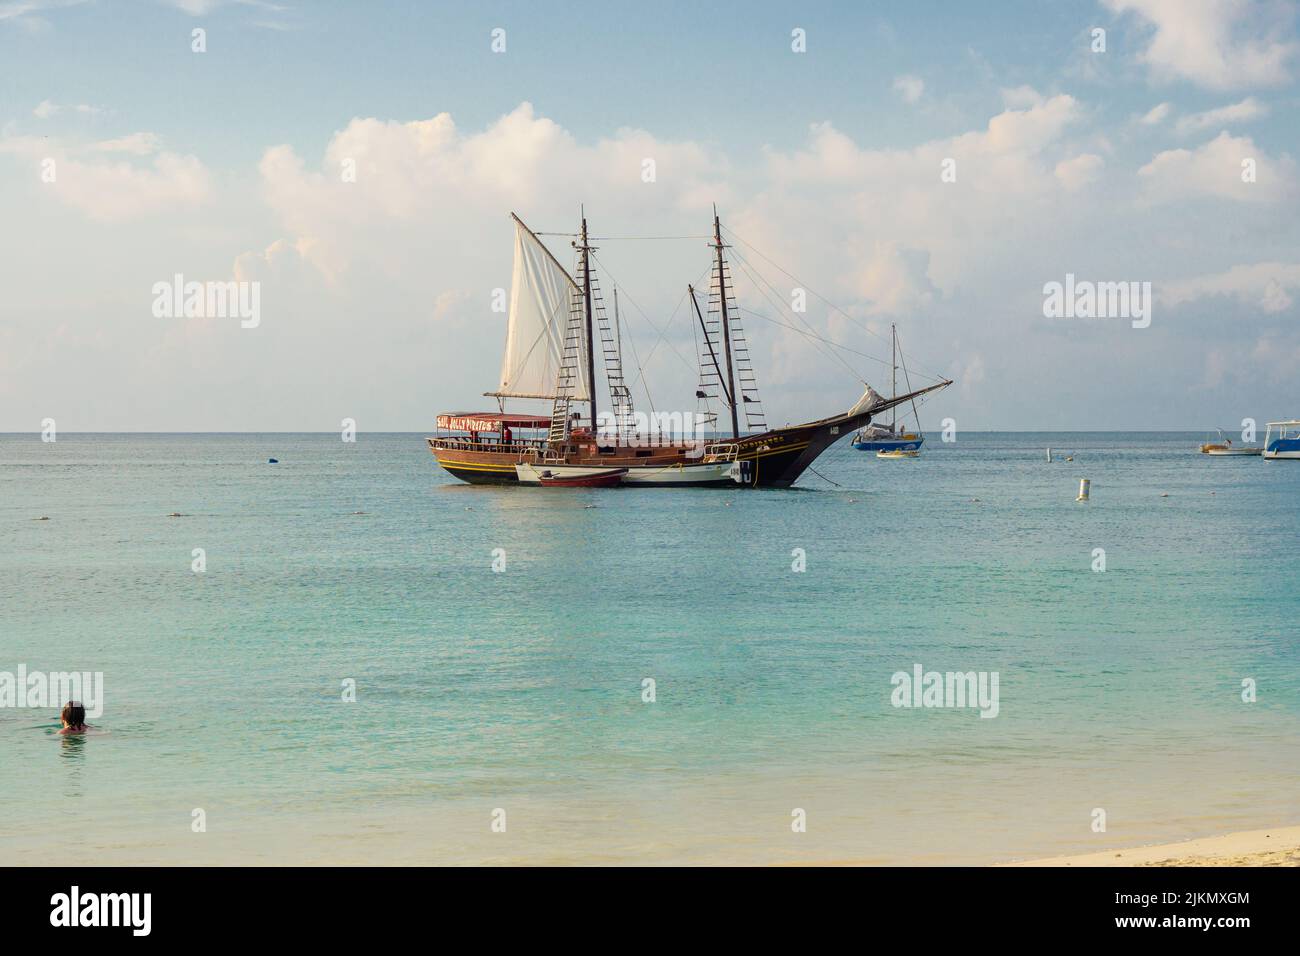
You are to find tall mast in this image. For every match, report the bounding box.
[891,323,897,431]
[712,206,740,439]
[580,212,598,434]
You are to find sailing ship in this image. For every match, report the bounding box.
[851,324,925,454]
[427,209,950,488]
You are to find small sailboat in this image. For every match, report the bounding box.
[853,325,925,455]
[1199,429,1261,456]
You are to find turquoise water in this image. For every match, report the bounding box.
[2,432,1298,865]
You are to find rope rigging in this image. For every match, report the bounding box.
[531,220,948,431]
[720,223,949,384]
[726,244,871,386]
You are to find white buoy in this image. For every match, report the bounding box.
[1047,447,1053,462]
[1077,478,1090,501]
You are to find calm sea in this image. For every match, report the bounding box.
[2,431,1298,865]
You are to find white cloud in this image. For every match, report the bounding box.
[1174,96,1268,134]
[892,74,925,104]
[854,241,938,313]
[1138,102,1171,124]
[58,152,211,221]
[951,351,986,399]
[255,96,1088,317]
[0,0,89,32]
[1000,85,1045,109]
[157,1,300,30]
[234,237,315,284]
[33,99,103,118]
[1138,130,1294,203]
[91,132,161,155]
[255,103,726,282]
[240,96,1092,418]
[1161,261,1300,313]
[1103,0,1299,90]
[973,94,1082,154]
[1054,153,1104,189]
[0,131,211,220]
[161,0,224,13]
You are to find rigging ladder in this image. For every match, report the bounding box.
[550,250,635,445]
[704,253,766,432]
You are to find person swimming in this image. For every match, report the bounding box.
[58,700,90,736]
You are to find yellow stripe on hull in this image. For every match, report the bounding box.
[433,458,517,473]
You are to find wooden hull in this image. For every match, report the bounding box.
[430,417,866,489]
[430,443,701,485]
[429,447,521,484]
[428,382,948,489]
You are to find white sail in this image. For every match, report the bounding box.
[847,385,887,417]
[494,218,589,401]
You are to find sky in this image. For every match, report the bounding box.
[1,0,1298,431]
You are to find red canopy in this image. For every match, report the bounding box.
[436,412,550,432]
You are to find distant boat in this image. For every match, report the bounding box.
[1262,421,1300,460]
[877,448,919,459]
[1199,429,1261,456]
[855,421,922,451]
[268,458,279,464]
[852,325,925,454]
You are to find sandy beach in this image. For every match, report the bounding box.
[1009,825,1300,867]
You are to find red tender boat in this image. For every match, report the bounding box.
[536,467,626,488]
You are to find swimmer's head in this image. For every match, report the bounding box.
[61,701,86,727]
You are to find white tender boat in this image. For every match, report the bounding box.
[516,443,741,486]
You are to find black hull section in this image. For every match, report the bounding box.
[732,382,949,487]
[730,420,857,488]
[440,465,519,485]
